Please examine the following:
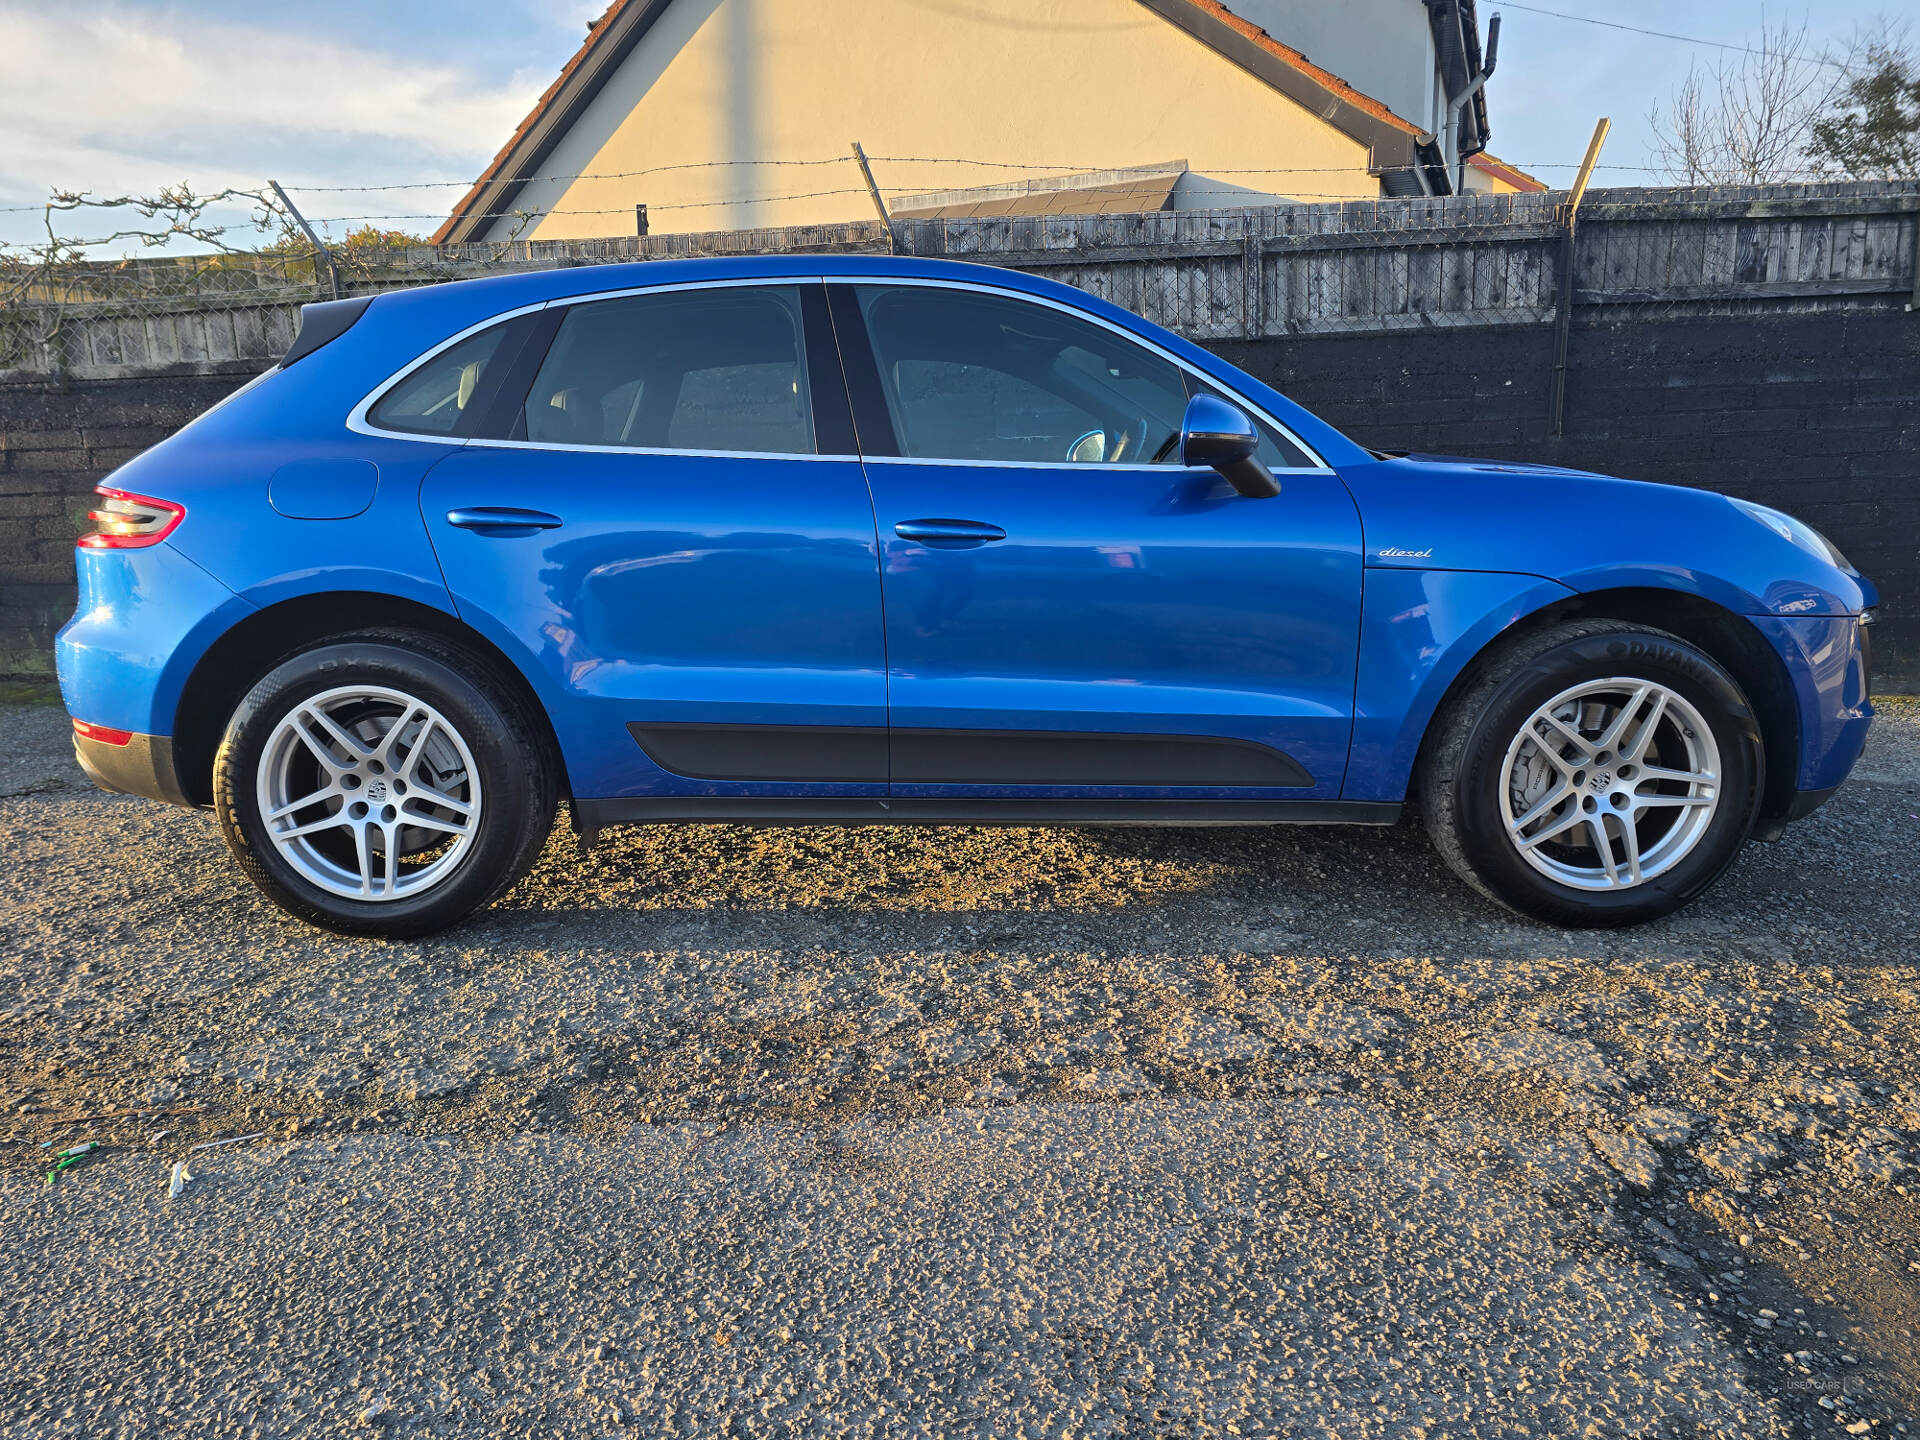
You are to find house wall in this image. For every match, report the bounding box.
[485,0,1380,242]
[1462,161,1529,195]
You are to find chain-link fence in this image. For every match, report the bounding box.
[2,182,1914,380]
[0,245,326,376]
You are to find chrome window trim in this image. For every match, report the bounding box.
[857,454,1310,474]
[344,271,1331,473]
[464,437,852,463]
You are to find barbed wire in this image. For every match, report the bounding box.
[0,152,1681,219]
[270,155,1672,196]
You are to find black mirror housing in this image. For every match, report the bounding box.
[1180,394,1280,498]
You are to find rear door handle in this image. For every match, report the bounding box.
[446,506,563,534]
[893,518,1007,543]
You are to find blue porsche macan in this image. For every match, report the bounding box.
[56,256,1875,936]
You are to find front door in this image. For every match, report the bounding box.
[832,281,1363,801]
[420,282,887,801]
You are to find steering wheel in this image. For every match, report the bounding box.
[1109,415,1149,464]
[1065,415,1154,465]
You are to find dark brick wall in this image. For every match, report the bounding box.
[0,368,260,677]
[2,305,1916,687]
[1216,302,1920,687]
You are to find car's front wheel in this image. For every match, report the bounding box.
[213,633,557,937]
[1421,619,1764,927]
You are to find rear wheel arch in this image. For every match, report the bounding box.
[171,591,567,807]
[1414,587,1799,822]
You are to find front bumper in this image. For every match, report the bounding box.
[1752,611,1875,831]
[72,729,192,806]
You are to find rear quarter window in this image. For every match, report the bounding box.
[368,325,511,436]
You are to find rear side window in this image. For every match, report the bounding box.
[368,325,509,436]
[520,285,815,454]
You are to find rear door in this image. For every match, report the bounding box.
[416,282,888,801]
[831,280,1363,801]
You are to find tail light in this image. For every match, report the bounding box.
[73,719,134,747]
[77,486,184,549]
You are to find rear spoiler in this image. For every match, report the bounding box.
[282,294,373,368]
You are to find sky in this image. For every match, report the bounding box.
[0,0,1907,255]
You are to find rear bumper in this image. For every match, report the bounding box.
[55,539,251,738]
[72,729,192,806]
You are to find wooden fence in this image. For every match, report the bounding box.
[2,181,1915,380]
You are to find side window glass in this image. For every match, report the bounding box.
[854,285,1188,465]
[522,285,814,454]
[368,325,509,436]
[1185,375,1319,469]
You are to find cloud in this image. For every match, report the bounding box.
[0,1,541,205]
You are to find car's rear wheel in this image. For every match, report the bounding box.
[214,633,556,937]
[1420,619,1764,927]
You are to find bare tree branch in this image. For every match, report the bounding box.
[0,183,318,370]
[1649,18,1842,185]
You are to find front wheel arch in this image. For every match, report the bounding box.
[171,591,568,808]
[1412,587,1800,824]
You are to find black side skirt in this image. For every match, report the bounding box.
[627,722,1313,789]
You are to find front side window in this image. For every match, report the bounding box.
[368,325,509,436]
[854,284,1189,466]
[521,285,815,454]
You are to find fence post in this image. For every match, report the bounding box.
[1241,216,1262,339]
[268,180,341,301]
[849,143,898,255]
[1547,118,1610,440]
[1909,196,1920,313]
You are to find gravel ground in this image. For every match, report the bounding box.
[2,691,1917,1438]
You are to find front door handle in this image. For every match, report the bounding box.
[446,506,563,535]
[893,518,1007,543]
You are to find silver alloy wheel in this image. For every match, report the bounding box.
[256,684,482,901]
[1499,677,1721,892]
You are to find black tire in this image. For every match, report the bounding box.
[1419,619,1764,928]
[214,632,557,938]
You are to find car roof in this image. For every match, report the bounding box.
[379,252,1060,304]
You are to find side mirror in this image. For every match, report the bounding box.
[1180,394,1280,499]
